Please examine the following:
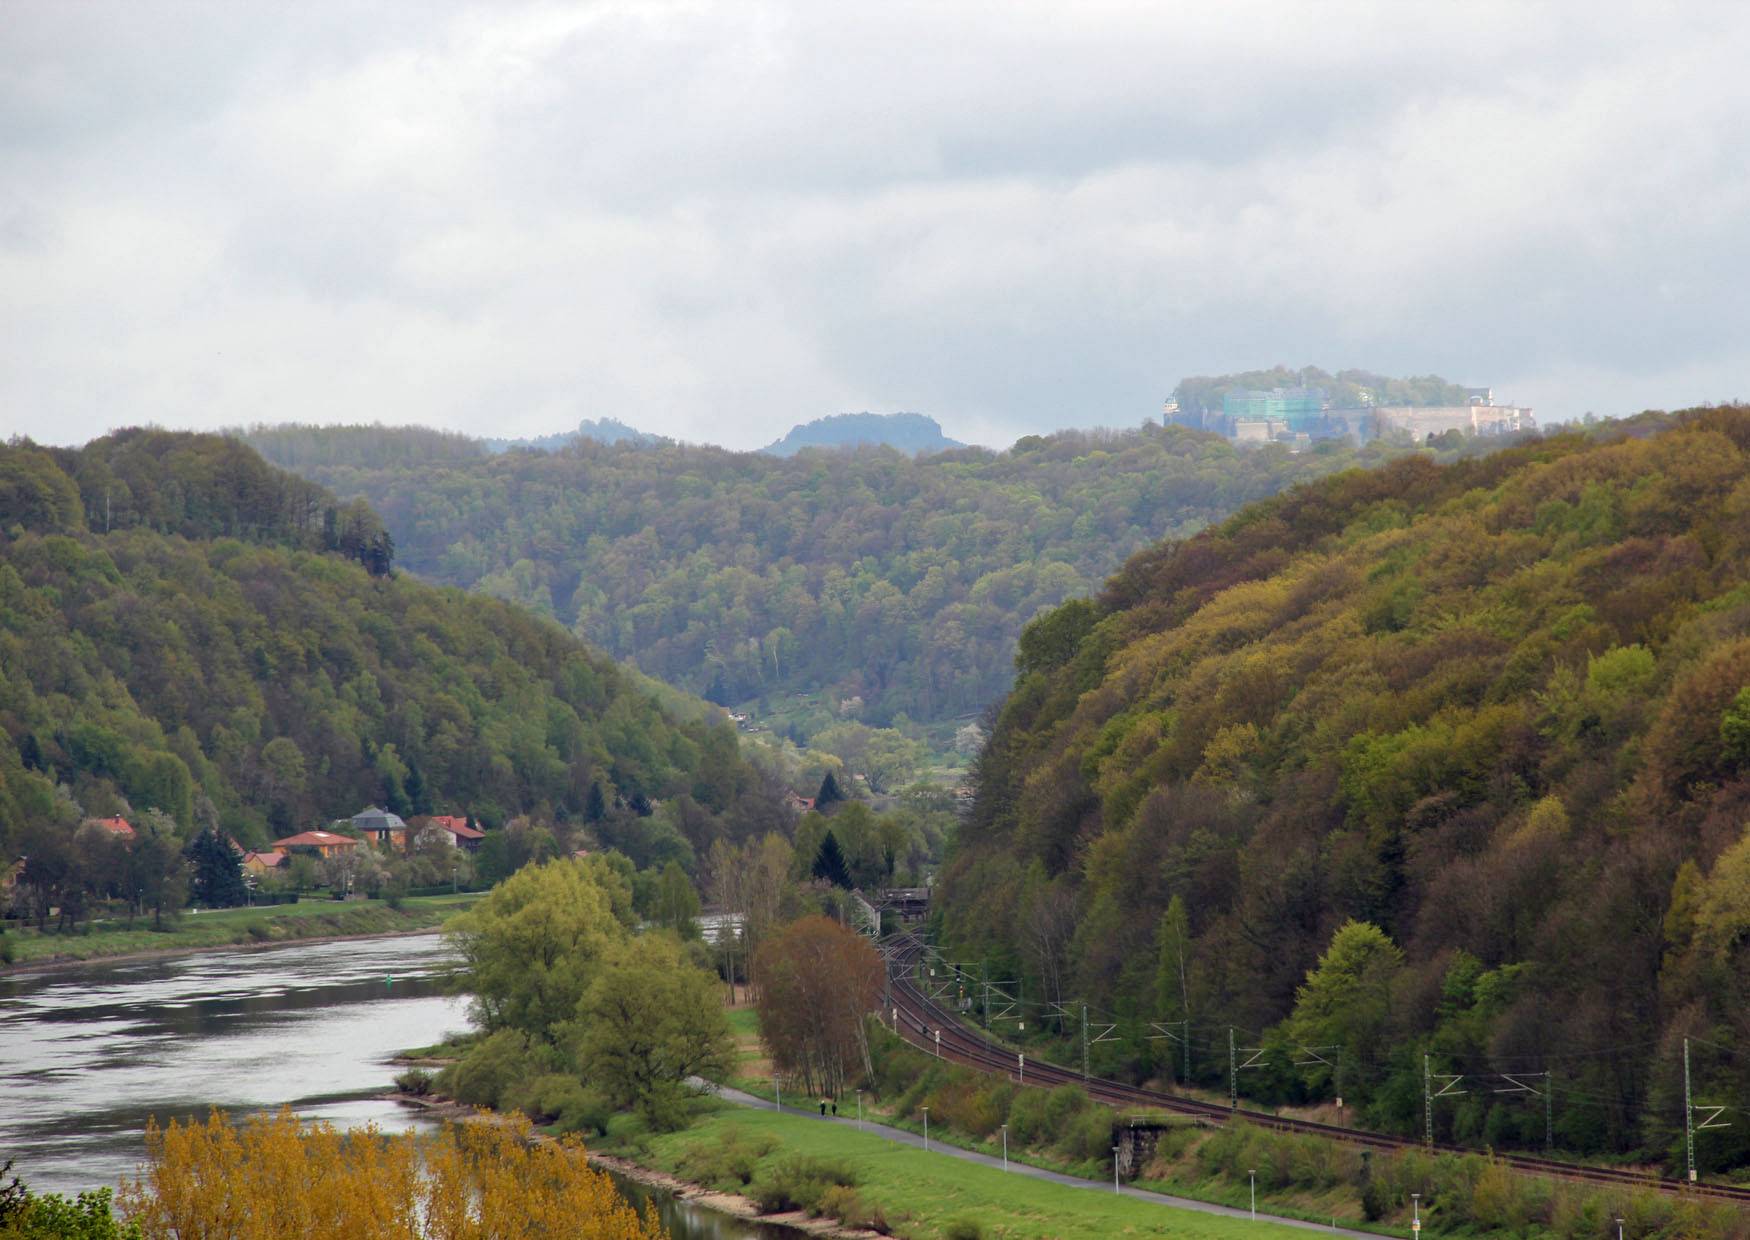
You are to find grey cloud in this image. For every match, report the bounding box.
[3,1,1748,448]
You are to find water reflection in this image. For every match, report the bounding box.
[0,934,468,1196]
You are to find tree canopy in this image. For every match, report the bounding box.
[936,406,1750,1164]
[0,434,781,866]
[246,421,1498,736]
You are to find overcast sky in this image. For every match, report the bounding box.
[4,2,1748,450]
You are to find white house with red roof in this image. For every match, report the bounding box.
[419,815,485,852]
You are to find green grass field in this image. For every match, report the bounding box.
[640,1103,1315,1240]
[0,891,482,966]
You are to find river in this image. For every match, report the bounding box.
[0,933,800,1238]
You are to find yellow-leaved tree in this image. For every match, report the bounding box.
[119,1109,663,1240]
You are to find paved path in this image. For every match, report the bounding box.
[709,1084,1385,1238]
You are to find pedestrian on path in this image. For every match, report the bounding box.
[819,1099,827,1116]
[831,1100,838,1117]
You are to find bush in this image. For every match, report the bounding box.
[1054,1106,1116,1164]
[394,1068,433,1096]
[439,1030,559,1109]
[0,936,14,965]
[555,1087,616,1137]
[817,1183,885,1229]
[748,1155,857,1214]
[602,1111,651,1154]
[504,1072,589,1125]
[674,1125,777,1191]
[944,1216,985,1240]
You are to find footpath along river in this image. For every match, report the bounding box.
[0,932,800,1238]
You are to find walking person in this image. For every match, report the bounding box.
[819,1099,827,1117]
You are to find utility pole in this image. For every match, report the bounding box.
[1424,1053,1434,1147]
[1082,1004,1090,1081]
[1684,1036,1695,1184]
[1229,1027,1237,1111]
[981,961,990,1032]
[1546,1072,1553,1151]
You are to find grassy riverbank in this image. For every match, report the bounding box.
[623,1102,1311,1240]
[0,892,483,968]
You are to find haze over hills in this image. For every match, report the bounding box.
[760,412,966,457]
[246,422,1506,748]
[483,418,667,454]
[940,405,1750,1160]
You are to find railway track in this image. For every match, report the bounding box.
[881,933,1750,1206]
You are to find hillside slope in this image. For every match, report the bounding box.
[246,423,1487,733]
[940,407,1750,1166]
[0,432,778,865]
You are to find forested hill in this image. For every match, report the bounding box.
[246,422,1477,731]
[940,406,1750,1162]
[0,432,779,864]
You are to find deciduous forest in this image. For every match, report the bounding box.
[0,431,782,869]
[244,422,1491,737]
[940,406,1750,1169]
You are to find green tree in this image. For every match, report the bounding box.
[121,811,188,929]
[815,770,845,811]
[568,934,733,1128]
[447,858,627,1041]
[653,860,701,939]
[1285,920,1403,1097]
[185,829,247,909]
[811,830,852,889]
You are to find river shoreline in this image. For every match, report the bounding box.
[0,893,482,977]
[0,923,457,979]
[390,1092,880,1239]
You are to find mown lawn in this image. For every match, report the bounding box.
[640,1104,1315,1240]
[1,892,482,966]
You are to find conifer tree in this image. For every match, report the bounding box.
[186,828,247,908]
[815,770,845,811]
[811,829,853,889]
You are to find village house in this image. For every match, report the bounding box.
[86,816,135,840]
[241,849,286,876]
[348,806,408,850]
[267,830,361,859]
[418,815,485,852]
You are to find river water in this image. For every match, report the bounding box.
[0,933,799,1238]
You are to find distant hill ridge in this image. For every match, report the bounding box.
[483,418,666,454]
[760,412,965,457]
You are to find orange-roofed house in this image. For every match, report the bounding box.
[88,816,135,840]
[269,831,361,858]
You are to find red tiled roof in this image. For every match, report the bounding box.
[428,815,484,840]
[91,816,135,838]
[242,850,287,869]
[271,830,360,848]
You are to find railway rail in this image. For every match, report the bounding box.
[881,933,1750,1206]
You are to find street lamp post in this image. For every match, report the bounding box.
[1616,1219,1625,1240]
[774,1076,780,1112]
[1249,1169,1256,1220]
[855,1089,864,1130]
[922,1107,930,1152]
[1412,1193,1422,1239]
[1113,1146,1121,1194]
[1001,1124,1008,1171]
